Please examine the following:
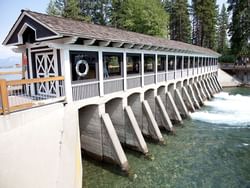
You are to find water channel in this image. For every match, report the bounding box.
[82,87,250,188]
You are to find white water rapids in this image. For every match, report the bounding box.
[191,92,250,127]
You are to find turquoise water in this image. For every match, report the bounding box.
[82,87,250,188]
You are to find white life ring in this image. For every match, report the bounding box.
[75,60,89,77]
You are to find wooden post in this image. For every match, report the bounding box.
[0,79,9,114]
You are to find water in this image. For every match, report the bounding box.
[82,87,250,188]
[0,68,22,80]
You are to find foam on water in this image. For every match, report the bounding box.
[191,92,250,127]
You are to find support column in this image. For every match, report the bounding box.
[101,113,129,171]
[141,53,144,87]
[201,80,211,99]
[182,87,195,112]
[123,51,127,91]
[208,76,218,93]
[155,96,173,131]
[174,89,190,118]
[125,106,148,154]
[211,76,220,92]
[197,81,207,100]
[166,92,183,124]
[98,50,104,96]
[61,49,73,103]
[193,83,204,106]
[204,79,213,97]
[187,85,201,109]
[142,101,164,142]
[212,76,222,91]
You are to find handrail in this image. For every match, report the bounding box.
[0,71,22,75]
[7,76,64,86]
[0,76,65,115]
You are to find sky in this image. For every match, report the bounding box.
[0,0,228,59]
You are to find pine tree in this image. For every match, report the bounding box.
[46,0,65,16]
[216,4,228,54]
[191,0,217,49]
[111,0,169,37]
[63,0,85,20]
[79,0,112,25]
[228,0,250,56]
[166,0,191,43]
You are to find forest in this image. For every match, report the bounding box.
[47,0,250,62]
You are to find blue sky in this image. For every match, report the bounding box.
[0,0,228,59]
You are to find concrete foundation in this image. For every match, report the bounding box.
[187,85,201,109]
[182,86,195,112]
[174,89,190,118]
[166,92,183,124]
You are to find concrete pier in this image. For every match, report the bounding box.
[193,83,204,106]
[187,85,201,109]
[182,86,196,112]
[174,89,190,118]
[155,96,173,132]
[125,106,148,154]
[166,92,183,124]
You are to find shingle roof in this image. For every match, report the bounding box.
[13,10,221,57]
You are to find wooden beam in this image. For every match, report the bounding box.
[134,44,144,49]
[84,39,96,45]
[150,46,159,51]
[112,42,124,48]
[0,71,22,75]
[99,41,111,47]
[124,43,135,49]
[7,76,64,86]
[63,36,78,44]
[143,45,152,50]
[0,79,10,114]
[158,47,165,51]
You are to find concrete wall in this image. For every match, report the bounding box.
[0,103,81,188]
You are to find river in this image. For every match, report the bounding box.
[82,87,250,188]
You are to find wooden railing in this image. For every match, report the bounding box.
[0,76,65,115]
[0,71,22,75]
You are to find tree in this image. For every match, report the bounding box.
[191,0,217,49]
[79,0,112,25]
[166,0,191,43]
[111,0,169,37]
[227,0,250,56]
[217,4,229,54]
[46,0,64,16]
[63,0,86,20]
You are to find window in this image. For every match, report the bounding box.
[127,53,141,75]
[199,57,202,67]
[168,55,175,70]
[205,58,208,66]
[158,55,166,71]
[176,56,182,70]
[70,51,98,82]
[103,52,123,78]
[190,57,194,68]
[144,54,155,73]
[184,56,188,69]
[195,57,198,67]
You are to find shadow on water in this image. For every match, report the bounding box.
[81,150,127,177]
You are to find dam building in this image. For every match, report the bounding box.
[0,10,221,188]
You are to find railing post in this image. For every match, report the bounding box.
[0,79,9,114]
